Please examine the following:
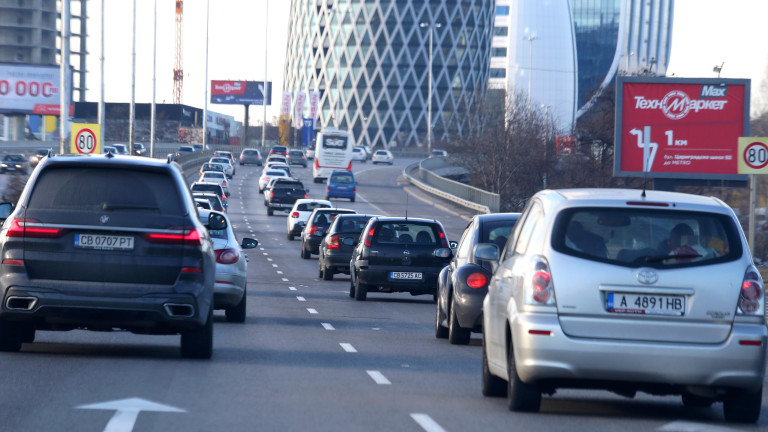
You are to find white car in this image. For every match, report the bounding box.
[198,171,230,196]
[209,157,235,178]
[267,155,288,165]
[306,148,315,160]
[213,151,236,172]
[259,169,290,193]
[372,150,394,165]
[286,199,333,241]
[351,147,367,163]
[197,209,258,323]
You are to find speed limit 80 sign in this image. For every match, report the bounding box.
[70,123,101,154]
[738,137,768,174]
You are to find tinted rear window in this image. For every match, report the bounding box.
[480,217,520,249]
[191,183,224,195]
[28,167,183,215]
[265,170,285,176]
[243,150,259,156]
[333,216,373,233]
[311,210,355,226]
[297,202,331,211]
[374,222,441,245]
[273,181,303,189]
[330,173,354,184]
[551,208,743,268]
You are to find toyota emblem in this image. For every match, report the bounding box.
[636,268,658,285]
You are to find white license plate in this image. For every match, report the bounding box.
[390,272,422,280]
[606,292,685,316]
[75,234,134,251]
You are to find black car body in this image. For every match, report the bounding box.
[0,154,219,358]
[318,214,379,280]
[1,154,29,174]
[270,146,288,156]
[435,212,520,344]
[191,181,230,202]
[300,208,357,259]
[265,179,306,216]
[350,217,453,301]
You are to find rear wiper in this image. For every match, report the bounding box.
[643,253,701,263]
[102,203,160,211]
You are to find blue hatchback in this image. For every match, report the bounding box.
[326,170,356,202]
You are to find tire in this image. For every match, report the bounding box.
[506,340,541,412]
[435,299,448,339]
[225,289,247,323]
[300,245,310,259]
[723,386,762,423]
[482,333,507,397]
[325,195,330,201]
[354,277,368,301]
[318,265,324,279]
[0,320,23,352]
[180,309,213,359]
[18,324,35,344]
[350,196,355,203]
[258,189,263,194]
[322,266,334,280]
[448,297,471,345]
[349,276,356,298]
[267,207,274,216]
[681,393,714,408]
[287,233,294,241]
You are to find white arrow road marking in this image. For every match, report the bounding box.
[340,343,357,352]
[77,398,185,432]
[410,414,446,432]
[658,421,743,432]
[366,370,391,385]
[322,323,335,330]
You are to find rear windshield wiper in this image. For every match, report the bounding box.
[102,203,160,211]
[643,253,701,263]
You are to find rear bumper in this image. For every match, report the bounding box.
[324,252,353,273]
[357,266,440,294]
[328,189,355,199]
[511,313,768,391]
[454,287,487,330]
[304,236,324,254]
[213,273,246,308]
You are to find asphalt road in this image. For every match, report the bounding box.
[0,157,765,431]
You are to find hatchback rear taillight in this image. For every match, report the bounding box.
[142,228,202,245]
[215,248,239,264]
[526,258,555,306]
[466,272,488,289]
[365,226,376,247]
[438,230,449,248]
[291,211,300,218]
[327,234,340,250]
[308,225,318,235]
[738,266,764,315]
[6,218,67,239]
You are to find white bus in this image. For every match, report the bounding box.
[312,127,353,183]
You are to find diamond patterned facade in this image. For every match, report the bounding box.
[284,0,494,149]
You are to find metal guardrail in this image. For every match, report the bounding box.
[403,157,500,213]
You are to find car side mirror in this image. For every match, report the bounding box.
[434,247,452,258]
[225,191,231,197]
[0,202,13,221]
[241,238,259,249]
[207,213,227,230]
[474,243,500,272]
[448,241,458,249]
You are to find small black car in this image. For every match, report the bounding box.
[349,217,453,301]
[318,214,379,280]
[300,208,357,259]
[435,212,520,344]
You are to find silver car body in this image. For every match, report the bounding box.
[198,171,230,196]
[197,210,249,309]
[483,188,766,416]
[209,157,234,178]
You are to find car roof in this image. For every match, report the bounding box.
[541,188,731,211]
[371,216,440,224]
[474,212,522,223]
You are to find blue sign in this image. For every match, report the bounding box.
[302,119,314,148]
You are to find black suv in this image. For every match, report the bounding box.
[350,217,453,301]
[265,178,306,216]
[0,154,220,358]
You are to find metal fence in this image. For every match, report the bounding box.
[404,157,500,213]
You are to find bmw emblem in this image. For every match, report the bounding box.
[100,215,110,224]
[636,268,658,285]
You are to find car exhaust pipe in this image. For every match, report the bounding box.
[163,303,195,318]
[5,296,38,311]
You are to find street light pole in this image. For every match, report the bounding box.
[524,33,537,109]
[203,0,210,147]
[420,22,441,155]
[541,104,549,189]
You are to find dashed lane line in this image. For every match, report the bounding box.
[366,370,391,385]
[321,323,335,330]
[307,308,318,314]
[340,343,357,353]
[296,296,306,302]
[410,414,447,432]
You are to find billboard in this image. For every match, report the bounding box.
[614,77,749,180]
[210,80,272,105]
[0,63,73,115]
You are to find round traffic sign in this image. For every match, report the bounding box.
[74,128,97,154]
[743,141,768,170]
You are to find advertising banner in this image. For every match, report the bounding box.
[615,77,749,179]
[302,118,314,147]
[294,92,306,129]
[309,91,320,120]
[210,80,272,105]
[280,92,292,117]
[0,64,73,115]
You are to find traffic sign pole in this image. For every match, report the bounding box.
[738,137,768,254]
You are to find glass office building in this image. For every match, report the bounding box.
[284,0,494,149]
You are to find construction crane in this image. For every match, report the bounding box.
[173,0,183,104]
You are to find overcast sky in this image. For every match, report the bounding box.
[84,0,768,124]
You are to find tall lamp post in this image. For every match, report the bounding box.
[419,22,440,155]
[541,104,550,189]
[523,33,537,109]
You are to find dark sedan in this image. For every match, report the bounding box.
[317,214,379,280]
[435,212,520,344]
[300,208,357,259]
[349,217,453,301]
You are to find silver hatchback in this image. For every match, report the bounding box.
[481,188,766,423]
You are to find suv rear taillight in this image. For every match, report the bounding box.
[526,257,556,306]
[327,234,340,249]
[142,228,202,245]
[269,191,274,200]
[215,248,239,264]
[6,218,67,239]
[738,266,764,315]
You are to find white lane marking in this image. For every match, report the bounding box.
[282,278,289,282]
[340,343,357,353]
[263,252,268,256]
[296,296,306,302]
[272,264,278,267]
[321,323,334,330]
[307,308,318,314]
[410,414,447,432]
[366,370,391,385]
[259,247,264,251]
[276,271,283,274]
[267,258,273,262]
[288,286,297,291]
[658,421,743,432]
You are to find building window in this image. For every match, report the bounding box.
[491,47,507,57]
[15,53,24,62]
[496,6,510,16]
[493,27,508,37]
[490,68,506,78]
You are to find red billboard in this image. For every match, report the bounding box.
[614,77,750,179]
[0,64,73,115]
